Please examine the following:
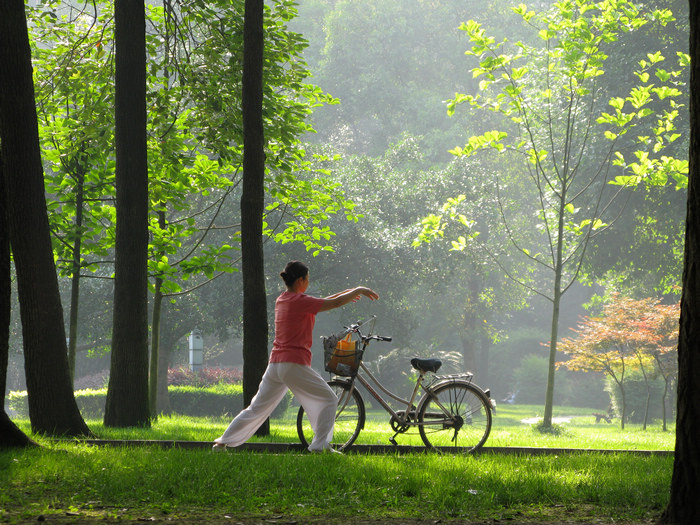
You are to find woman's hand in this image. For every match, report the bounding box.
[357,287,379,301]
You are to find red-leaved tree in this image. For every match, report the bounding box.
[558,295,679,429]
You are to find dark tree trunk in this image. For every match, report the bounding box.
[104,0,150,427]
[149,210,166,417]
[150,279,163,417]
[241,0,269,436]
[0,153,35,447]
[0,0,89,437]
[156,334,171,415]
[659,2,700,522]
[67,164,86,384]
[0,410,35,448]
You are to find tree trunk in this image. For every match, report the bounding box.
[619,384,626,430]
[156,335,171,415]
[542,287,562,428]
[661,375,670,432]
[461,336,477,375]
[0,0,89,437]
[659,2,700,521]
[636,353,651,430]
[104,0,150,427]
[67,164,86,384]
[542,190,567,429]
[150,277,163,417]
[479,337,491,388]
[158,311,190,415]
[0,152,35,447]
[460,276,480,374]
[149,210,166,417]
[241,0,269,436]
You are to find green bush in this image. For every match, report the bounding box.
[7,385,292,420]
[74,388,108,418]
[8,390,29,418]
[169,384,291,419]
[8,388,108,419]
[511,355,608,408]
[169,384,243,418]
[606,373,672,424]
[563,371,609,409]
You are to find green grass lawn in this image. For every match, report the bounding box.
[2,404,675,524]
[22,402,673,451]
[486,404,675,450]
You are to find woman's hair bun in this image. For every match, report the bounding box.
[280,261,308,287]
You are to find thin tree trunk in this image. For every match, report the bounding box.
[654,354,671,433]
[67,164,86,384]
[460,276,480,374]
[659,2,700,521]
[0,0,89,437]
[543,287,562,428]
[661,376,670,432]
[636,352,651,430]
[150,278,163,417]
[104,0,150,427]
[480,337,491,387]
[542,187,568,429]
[156,336,171,415]
[241,0,269,436]
[149,210,166,417]
[619,384,627,430]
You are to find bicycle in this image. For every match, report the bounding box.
[297,316,495,452]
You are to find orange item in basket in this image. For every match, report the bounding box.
[326,334,359,375]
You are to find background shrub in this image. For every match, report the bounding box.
[168,383,291,419]
[606,372,673,424]
[8,384,291,420]
[512,354,548,404]
[8,388,108,419]
[168,366,243,387]
[510,354,608,408]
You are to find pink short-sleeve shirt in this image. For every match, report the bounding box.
[269,291,324,366]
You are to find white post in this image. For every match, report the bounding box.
[189,329,203,372]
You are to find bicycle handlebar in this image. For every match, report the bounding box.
[344,317,391,343]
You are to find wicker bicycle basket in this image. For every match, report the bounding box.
[323,334,363,377]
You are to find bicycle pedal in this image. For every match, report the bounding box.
[389,437,398,446]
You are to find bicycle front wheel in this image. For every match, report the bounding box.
[417,381,492,452]
[296,379,365,451]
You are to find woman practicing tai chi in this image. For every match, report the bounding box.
[213,261,378,453]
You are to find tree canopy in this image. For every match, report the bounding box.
[416,0,686,427]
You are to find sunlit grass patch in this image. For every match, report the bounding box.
[12,403,675,451]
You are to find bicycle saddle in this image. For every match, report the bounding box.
[410,358,442,373]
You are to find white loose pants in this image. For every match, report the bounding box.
[215,362,338,452]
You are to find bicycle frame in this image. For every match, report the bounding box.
[300,316,495,451]
[337,336,473,430]
[350,361,422,425]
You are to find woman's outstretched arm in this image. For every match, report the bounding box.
[319,287,379,312]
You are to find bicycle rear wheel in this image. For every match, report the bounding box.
[417,381,492,452]
[297,379,365,451]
